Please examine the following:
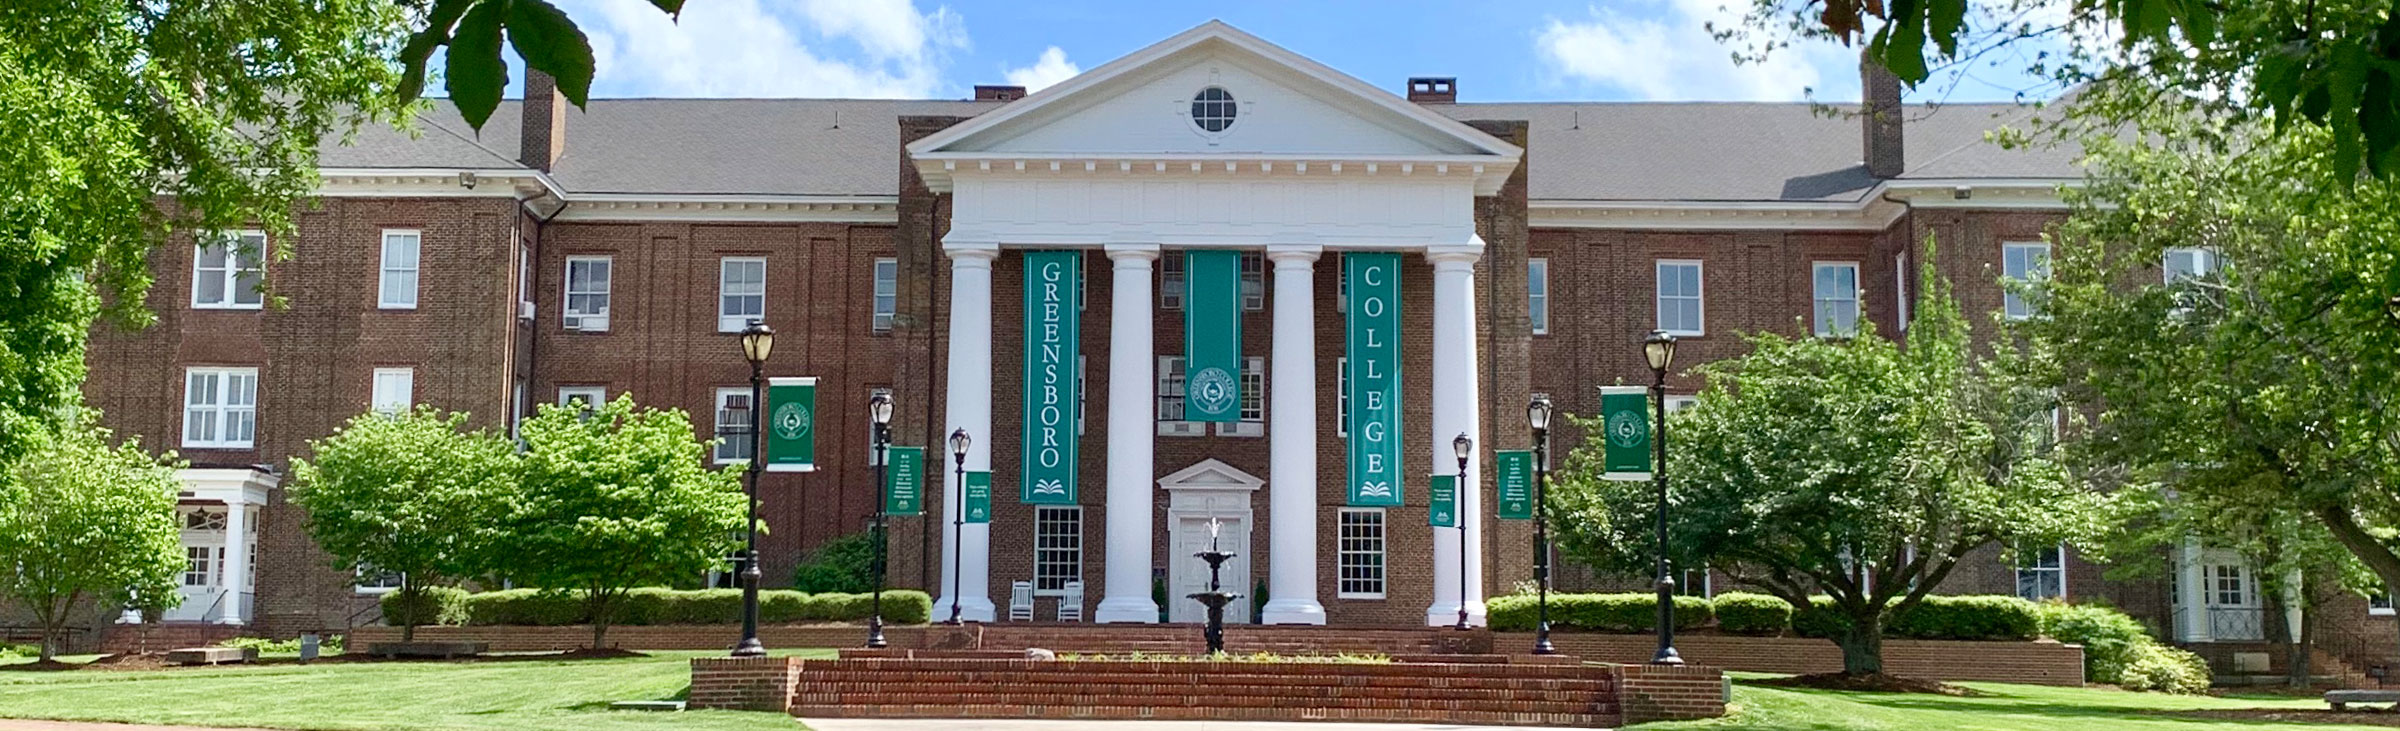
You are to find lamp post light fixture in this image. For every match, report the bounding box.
[1527,395,1557,656]
[944,428,971,625]
[865,393,895,649]
[732,321,774,658]
[1642,329,1684,666]
[1451,431,1473,632]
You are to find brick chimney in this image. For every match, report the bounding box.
[974,85,1027,102]
[1406,77,1457,104]
[1860,55,1904,179]
[521,70,567,172]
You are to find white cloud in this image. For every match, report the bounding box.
[565,0,964,98]
[1535,0,1850,102]
[1003,47,1081,92]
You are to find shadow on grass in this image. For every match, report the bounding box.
[1850,696,2352,727]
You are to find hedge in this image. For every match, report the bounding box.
[1709,592,1792,635]
[1487,593,1712,632]
[2035,601,2152,684]
[1792,595,2040,641]
[384,587,931,626]
[378,586,470,627]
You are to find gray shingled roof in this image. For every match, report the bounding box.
[319,97,2077,202]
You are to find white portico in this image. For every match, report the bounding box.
[909,21,1520,626]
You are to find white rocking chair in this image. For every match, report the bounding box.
[1056,581,1084,623]
[1009,581,1035,622]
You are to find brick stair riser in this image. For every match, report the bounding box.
[799,681,1613,700]
[798,692,1614,715]
[798,671,1615,691]
[799,660,1610,680]
[785,704,1619,727]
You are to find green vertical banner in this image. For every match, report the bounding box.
[1345,252,1403,506]
[884,446,924,516]
[1601,385,1654,481]
[1428,474,1458,528]
[1495,450,1534,520]
[1183,250,1243,423]
[764,377,816,472]
[1021,250,1081,504]
[964,471,992,524]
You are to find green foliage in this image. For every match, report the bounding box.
[218,635,343,654]
[398,0,669,129]
[447,587,930,626]
[292,407,516,637]
[1711,592,1795,635]
[0,414,184,660]
[1791,597,1850,639]
[2120,643,2214,694]
[1485,593,1711,632]
[461,588,588,626]
[2036,601,2157,685]
[381,585,471,628]
[790,531,879,594]
[1887,595,2041,641]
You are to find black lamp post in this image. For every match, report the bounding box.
[1643,329,1684,666]
[1528,395,1557,655]
[732,321,774,658]
[1452,432,1473,632]
[944,428,971,625]
[865,393,894,649]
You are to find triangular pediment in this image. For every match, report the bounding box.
[1158,458,1264,491]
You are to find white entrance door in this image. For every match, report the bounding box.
[167,508,228,622]
[2205,562,2264,641]
[1169,515,1251,624]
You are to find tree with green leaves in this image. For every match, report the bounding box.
[289,407,517,642]
[0,413,184,661]
[1549,250,2103,677]
[495,395,745,649]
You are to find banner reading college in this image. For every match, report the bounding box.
[1020,250,1082,505]
[1345,252,1403,507]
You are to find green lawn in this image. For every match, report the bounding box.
[1643,673,2387,730]
[0,649,825,731]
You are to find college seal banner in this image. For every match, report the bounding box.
[883,446,923,516]
[764,377,816,472]
[1020,250,1082,505]
[1345,252,1403,507]
[1494,449,1534,520]
[1428,474,1458,528]
[1600,385,1653,481]
[1183,250,1243,423]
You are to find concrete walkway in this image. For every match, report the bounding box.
[800,720,1589,731]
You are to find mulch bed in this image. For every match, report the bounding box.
[2160,709,2400,726]
[0,659,83,672]
[553,648,647,660]
[1749,672,1981,696]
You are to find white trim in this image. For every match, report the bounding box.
[717,257,767,333]
[563,256,612,332]
[192,231,267,310]
[182,367,260,449]
[2002,241,2050,321]
[871,258,899,332]
[378,229,421,310]
[1811,261,1861,337]
[1896,252,1912,331]
[1655,259,1705,337]
[1336,507,1387,599]
[1032,505,1085,597]
[370,367,414,415]
[557,385,605,407]
[1527,257,1550,335]
[1526,179,2074,231]
[711,387,755,465]
[551,194,899,223]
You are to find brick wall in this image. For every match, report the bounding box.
[689,655,802,711]
[1616,663,1729,724]
[346,624,925,652]
[1509,632,2087,685]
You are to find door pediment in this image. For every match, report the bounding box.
[1158,458,1263,492]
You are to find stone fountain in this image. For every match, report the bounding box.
[1186,518,1242,655]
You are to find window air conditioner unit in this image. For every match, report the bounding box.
[564,313,608,332]
[1157,420,1205,437]
[518,301,535,320]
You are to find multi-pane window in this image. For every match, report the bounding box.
[871,258,898,331]
[1160,253,1187,311]
[1528,258,1550,335]
[1034,506,1083,594]
[378,230,421,309]
[558,385,605,408]
[355,568,406,594]
[718,257,766,332]
[1238,356,1266,422]
[2002,242,2050,320]
[184,546,216,587]
[1239,252,1265,311]
[564,256,612,331]
[1336,356,1350,439]
[2212,564,2250,606]
[1896,252,1912,331]
[1157,356,1187,422]
[1656,260,1704,335]
[1813,261,1861,337]
[183,367,258,448]
[2164,247,2217,283]
[193,231,266,309]
[518,242,534,313]
[371,368,414,415]
[713,387,754,464]
[1337,508,1386,598]
[2016,544,2066,601]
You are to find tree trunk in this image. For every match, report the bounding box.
[1839,610,1885,676]
[2292,599,2315,689]
[588,591,611,650]
[399,576,417,643]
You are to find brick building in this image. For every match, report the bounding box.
[84,21,2386,676]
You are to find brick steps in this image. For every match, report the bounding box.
[801,669,1614,691]
[974,626,1463,656]
[786,703,1618,727]
[802,691,1614,714]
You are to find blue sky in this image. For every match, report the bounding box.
[531,0,2063,104]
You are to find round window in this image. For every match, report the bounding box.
[1191,87,1237,133]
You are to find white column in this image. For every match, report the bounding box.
[2176,537,2210,643]
[1095,243,1162,623]
[1425,245,1486,627]
[935,243,998,623]
[1261,245,1326,625]
[218,503,249,625]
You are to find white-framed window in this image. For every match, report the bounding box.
[1239,252,1266,311]
[1896,252,1912,331]
[1335,253,1348,314]
[2210,564,2254,607]
[2016,544,2067,601]
[558,385,605,409]
[871,258,898,331]
[1155,356,1203,436]
[1160,253,1187,311]
[378,230,421,309]
[1076,355,1088,436]
[2002,242,2050,320]
[1528,257,1550,335]
[192,231,266,309]
[518,242,534,314]
[1665,395,1697,414]
[564,256,612,331]
[1813,261,1861,337]
[184,546,217,587]
[1656,260,1704,336]
[713,387,754,464]
[2164,247,2218,283]
[371,368,414,415]
[1338,508,1386,599]
[1034,506,1083,595]
[354,568,406,595]
[718,257,766,332]
[1678,568,1713,598]
[183,367,258,448]
[1336,356,1350,439]
[1217,356,1267,437]
[866,386,893,465]
[2372,593,2393,616]
[511,379,527,438]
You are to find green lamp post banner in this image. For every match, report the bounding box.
[1183,250,1243,423]
[964,471,992,524]
[884,446,924,516]
[1600,385,1653,481]
[1020,250,1082,505]
[764,377,817,473]
[1428,474,1458,528]
[1495,450,1534,520]
[1345,252,1403,507]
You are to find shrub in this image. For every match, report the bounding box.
[791,532,880,594]
[380,585,470,627]
[1887,595,2041,641]
[1791,596,1847,638]
[1487,593,1710,632]
[1711,593,1793,635]
[2036,601,2153,684]
[2119,643,2212,694]
[453,587,934,625]
[463,588,587,626]
[880,590,933,624]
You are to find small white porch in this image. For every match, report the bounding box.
[139,468,276,625]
